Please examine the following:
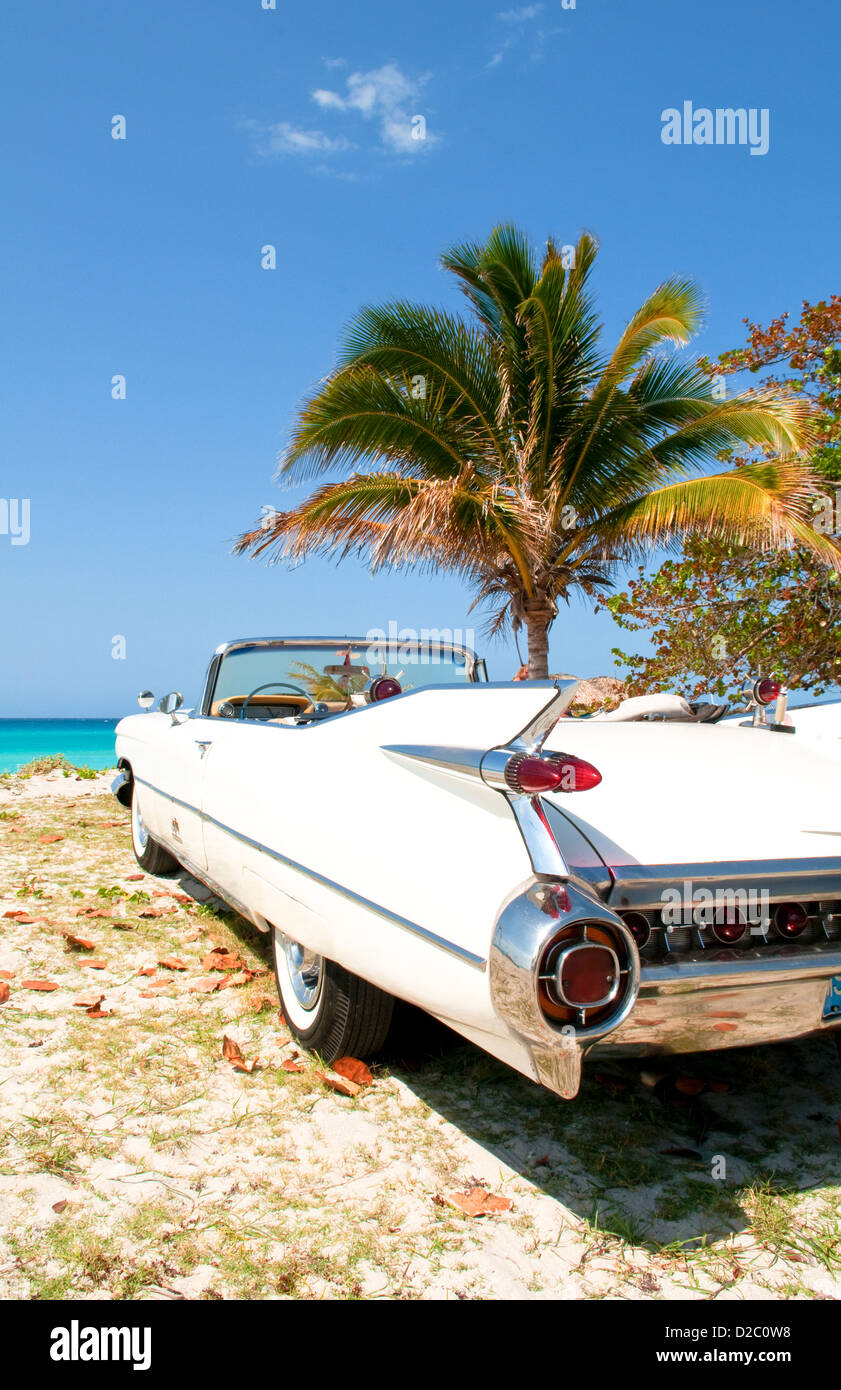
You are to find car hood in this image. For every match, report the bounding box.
[542,719,841,869]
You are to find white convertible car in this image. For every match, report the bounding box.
[112,637,841,1099]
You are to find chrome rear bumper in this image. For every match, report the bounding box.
[592,942,841,1058]
[490,880,841,1099]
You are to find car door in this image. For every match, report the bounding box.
[135,714,212,871]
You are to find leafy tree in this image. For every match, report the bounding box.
[606,297,841,699]
[237,227,835,678]
[605,538,841,701]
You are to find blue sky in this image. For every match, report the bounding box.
[1,0,839,715]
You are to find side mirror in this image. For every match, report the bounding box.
[159,691,184,715]
[138,690,154,711]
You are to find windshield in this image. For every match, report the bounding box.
[209,640,480,713]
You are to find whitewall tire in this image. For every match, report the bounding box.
[271,925,393,1061]
[130,782,180,876]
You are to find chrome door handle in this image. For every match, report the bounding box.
[195,741,212,758]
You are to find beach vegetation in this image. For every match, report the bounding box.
[237,226,839,677]
[12,754,101,780]
[607,297,841,699]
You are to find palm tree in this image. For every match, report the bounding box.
[236,225,840,678]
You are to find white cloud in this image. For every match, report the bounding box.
[311,63,433,153]
[322,56,346,70]
[498,4,543,21]
[248,120,354,156]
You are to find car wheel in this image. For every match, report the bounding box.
[271,926,394,1062]
[130,782,180,875]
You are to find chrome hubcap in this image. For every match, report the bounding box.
[134,802,149,851]
[282,936,323,1011]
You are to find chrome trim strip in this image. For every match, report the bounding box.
[509,797,569,878]
[133,775,486,970]
[609,857,841,910]
[638,940,841,986]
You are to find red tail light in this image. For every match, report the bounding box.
[368,676,402,702]
[775,902,808,938]
[621,911,651,949]
[505,752,602,795]
[754,677,781,705]
[711,908,747,944]
[556,943,620,1008]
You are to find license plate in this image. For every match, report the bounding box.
[823,975,841,1020]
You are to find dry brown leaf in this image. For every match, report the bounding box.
[172,894,192,905]
[137,965,156,977]
[86,1006,112,1019]
[181,930,201,942]
[188,977,221,994]
[222,1034,244,1063]
[125,874,145,882]
[75,908,111,919]
[202,948,242,972]
[445,1187,513,1217]
[21,980,59,992]
[281,1059,304,1073]
[38,834,65,845]
[217,970,255,990]
[315,1069,361,1097]
[62,932,95,951]
[0,982,10,1005]
[3,909,33,920]
[0,970,15,980]
[138,908,163,919]
[222,1034,258,1072]
[73,993,105,1008]
[79,960,107,970]
[158,957,188,971]
[52,1200,68,1213]
[334,1057,374,1087]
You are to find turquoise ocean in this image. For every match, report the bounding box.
[0,720,119,774]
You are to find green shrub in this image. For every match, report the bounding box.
[14,755,107,780]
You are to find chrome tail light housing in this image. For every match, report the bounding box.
[489,880,640,1098]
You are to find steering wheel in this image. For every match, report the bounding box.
[240,681,309,721]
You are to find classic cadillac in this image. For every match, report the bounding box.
[112,636,841,1099]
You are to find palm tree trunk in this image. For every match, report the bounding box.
[525,598,554,679]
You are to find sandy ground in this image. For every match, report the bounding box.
[1,779,840,1301]
[0,771,115,804]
